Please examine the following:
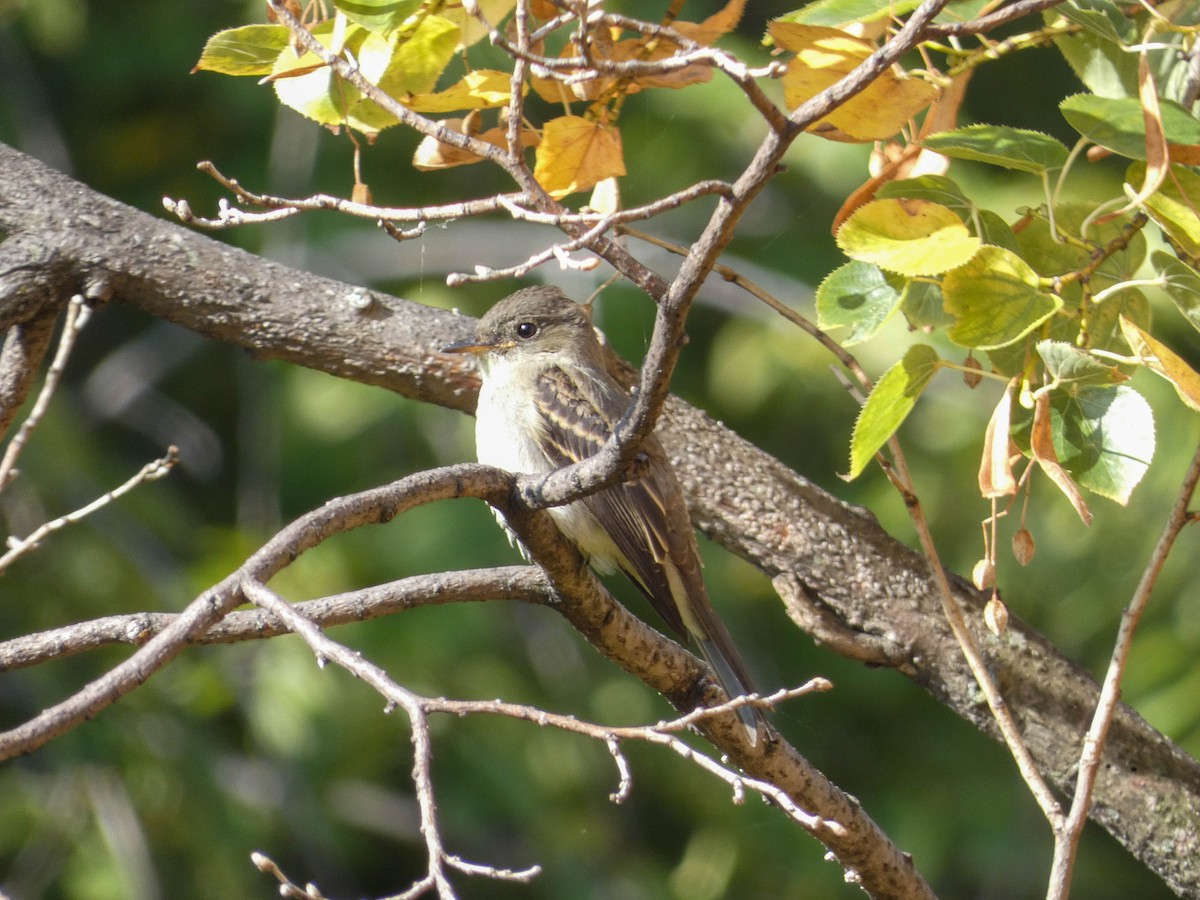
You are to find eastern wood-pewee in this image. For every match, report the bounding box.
[444,286,759,742]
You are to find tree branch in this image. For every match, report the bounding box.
[1,141,1197,893]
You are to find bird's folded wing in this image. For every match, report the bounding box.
[533,366,688,638]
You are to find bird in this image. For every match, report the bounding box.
[443,285,760,742]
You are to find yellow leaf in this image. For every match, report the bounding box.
[769,21,937,142]
[404,70,514,113]
[412,120,538,170]
[1119,317,1200,411]
[533,116,625,199]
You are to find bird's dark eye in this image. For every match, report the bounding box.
[515,321,538,339]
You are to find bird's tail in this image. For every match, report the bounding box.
[698,636,762,745]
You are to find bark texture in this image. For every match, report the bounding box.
[1,141,1197,895]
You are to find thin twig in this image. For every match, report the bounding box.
[1046,440,1200,900]
[0,447,179,575]
[0,295,93,492]
[0,464,514,761]
[617,226,873,388]
[241,578,544,899]
[925,0,1069,36]
[887,437,1065,824]
[164,161,527,229]
[0,566,551,671]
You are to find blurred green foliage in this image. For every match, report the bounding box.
[1,1,1196,898]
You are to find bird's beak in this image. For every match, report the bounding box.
[441,338,492,355]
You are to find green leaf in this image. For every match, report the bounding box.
[346,14,461,134]
[976,209,1021,254]
[1061,94,1200,161]
[876,175,972,220]
[815,261,901,345]
[924,125,1069,175]
[1086,287,1150,355]
[194,25,289,77]
[1050,385,1154,504]
[1058,0,1137,44]
[773,0,920,28]
[271,21,371,127]
[1155,250,1200,334]
[848,344,940,478]
[837,198,980,277]
[942,246,1061,349]
[1052,6,1195,102]
[1036,340,1126,388]
[1014,202,1146,289]
[334,0,424,35]
[899,277,951,330]
[1131,162,1200,259]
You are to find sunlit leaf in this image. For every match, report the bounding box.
[271,21,371,127]
[774,0,920,27]
[1119,317,1200,411]
[837,198,979,277]
[769,22,937,142]
[815,261,901,345]
[1155,250,1200,334]
[533,116,625,199]
[441,0,516,49]
[1057,0,1137,44]
[347,14,461,134]
[1130,162,1200,259]
[924,125,1069,175]
[979,378,1018,498]
[404,70,513,113]
[334,0,423,35]
[876,175,972,219]
[848,343,940,478]
[194,25,289,76]
[1048,384,1155,504]
[942,246,1060,349]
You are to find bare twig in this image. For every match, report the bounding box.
[0,295,93,492]
[889,437,1065,825]
[0,566,550,671]
[164,161,528,230]
[617,226,873,388]
[925,0,1069,37]
[241,575,840,854]
[0,464,513,761]
[241,578,543,900]
[0,446,179,575]
[1047,440,1200,899]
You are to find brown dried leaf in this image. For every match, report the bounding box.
[979,378,1018,499]
[1031,393,1092,524]
[412,119,538,170]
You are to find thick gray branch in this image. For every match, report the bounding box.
[1,142,1197,894]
